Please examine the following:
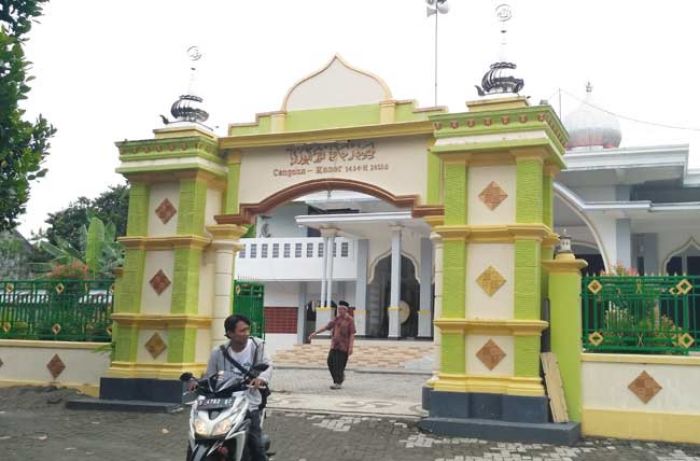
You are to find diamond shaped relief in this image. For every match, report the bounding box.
[476,339,506,370]
[155,198,177,225]
[588,331,604,346]
[476,266,506,297]
[47,354,66,379]
[587,279,603,294]
[145,332,167,359]
[478,181,508,211]
[149,270,171,295]
[677,332,695,349]
[676,279,693,295]
[628,371,662,404]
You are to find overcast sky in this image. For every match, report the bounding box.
[17,0,700,236]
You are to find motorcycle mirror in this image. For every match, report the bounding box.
[252,363,269,372]
[179,372,194,382]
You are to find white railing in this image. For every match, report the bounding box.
[235,237,357,281]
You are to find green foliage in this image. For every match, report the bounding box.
[85,216,105,277]
[242,224,256,239]
[43,185,129,250]
[0,0,56,231]
[34,216,123,279]
[602,305,688,352]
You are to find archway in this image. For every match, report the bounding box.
[366,254,421,338]
[553,183,610,272]
[215,178,441,226]
[664,238,700,276]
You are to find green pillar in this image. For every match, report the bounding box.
[544,253,588,422]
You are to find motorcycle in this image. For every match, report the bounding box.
[180,363,271,461]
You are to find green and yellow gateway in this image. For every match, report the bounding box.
[111,55,584,441]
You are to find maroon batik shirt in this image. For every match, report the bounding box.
[326,315,356,353]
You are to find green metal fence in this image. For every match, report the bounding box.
[582,275,699,354]
[0,280,113,342]
[233,280,265,339]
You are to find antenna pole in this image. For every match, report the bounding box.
[558,88,562,119]
[434,11,439,106]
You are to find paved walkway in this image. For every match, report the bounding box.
[273,339,435,372]
[269,368,429,417]
[2,369,700,460]
[1,386,700,460]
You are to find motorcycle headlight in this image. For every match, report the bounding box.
[212,419,233,436]
[193,419,209,436]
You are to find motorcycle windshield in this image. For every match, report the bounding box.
[212,371,246,394]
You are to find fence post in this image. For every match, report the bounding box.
[543,252,587,422]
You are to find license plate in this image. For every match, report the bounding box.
[198,398,234,410]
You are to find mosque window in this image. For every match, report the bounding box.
[295,243,303,258]
[272,243,279,258]
[250,244,257,258]
[665,240,700,276]
[341,242,349,257]
[284,243,291,258]
[239,245,246,258]
[306,243,314,258]
[318,243,324,257]
[261,244,268,258]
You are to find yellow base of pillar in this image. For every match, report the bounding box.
[433,373,545,397]
[107,361,207,380]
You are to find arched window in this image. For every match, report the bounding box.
[664,239,700,275]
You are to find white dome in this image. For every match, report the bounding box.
[564,84,622,150]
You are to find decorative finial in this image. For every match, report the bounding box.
[160,46,209,125]
[474,2,524,97]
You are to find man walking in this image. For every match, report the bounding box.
[308,301,356,389]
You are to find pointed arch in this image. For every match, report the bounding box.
[661,237,700,273]
[553,182,611,272]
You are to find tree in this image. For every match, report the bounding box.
[43,185,129,250]
[35,215,124,279]
[0,0,56,231]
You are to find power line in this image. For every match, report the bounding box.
[560,89,700,133]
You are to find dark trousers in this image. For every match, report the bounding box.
[327,349,349,385]
[247,410,268,461]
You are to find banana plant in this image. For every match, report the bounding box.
[34,213,123,279]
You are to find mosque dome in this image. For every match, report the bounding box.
[564,83,622,150]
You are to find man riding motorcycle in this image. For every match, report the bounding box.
[187,314,272,461]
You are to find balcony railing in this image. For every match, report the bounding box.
[582,275,699,354]
[0,280,113,342]
[235,237,357,281]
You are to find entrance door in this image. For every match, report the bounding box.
[367,255,420,338]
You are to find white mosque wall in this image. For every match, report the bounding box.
[653,229,700,273]
[255,202,309,238]
[263,282,301,307]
